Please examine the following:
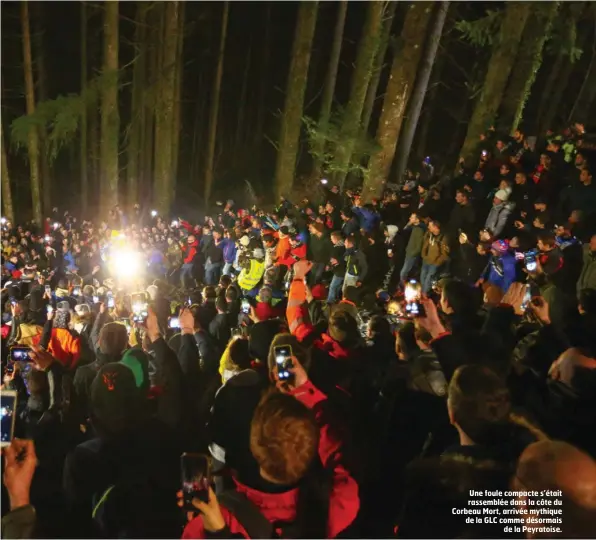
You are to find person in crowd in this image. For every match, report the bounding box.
[400,212,427,283]
[484,189,514,239]
[3,117,596,540]
[420,220,449,294]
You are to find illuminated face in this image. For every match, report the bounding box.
[474,171,483,181]
[580,169,592,184]
[455,192,465,205]
[515,173,526,185]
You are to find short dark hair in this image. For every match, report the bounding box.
[341,208,353,219]
[537,232,556,247]
[442,279,477,315]
[448,365,511,446]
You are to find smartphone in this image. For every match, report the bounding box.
[132,311,148,324]
[107,297,115,308]
[181,453,210,509]
[5,362,14,376]
[404,279,424,318]
[118,317,132,332]
[0,391,17,447]
[93,295,99,304]
[169,317,180,329]
[131,292,147,306]
[521,287,532,312]
[45,285,51,295]
[274,345,294,382]
[9,347,33,362]
[241,298,250,314]
[525,252,537,272]
[73,287,81,296]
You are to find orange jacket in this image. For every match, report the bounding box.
[275,236,291,265]
[48,327,81,370]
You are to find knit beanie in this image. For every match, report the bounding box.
[494,189,510,202]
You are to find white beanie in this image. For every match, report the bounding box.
[239,235,250,247]
[495,189,510,202]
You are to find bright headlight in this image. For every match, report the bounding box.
[109,249,142,279]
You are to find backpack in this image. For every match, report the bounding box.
[218,490,300,539]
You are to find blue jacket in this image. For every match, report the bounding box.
[353,206,380,233]
[220,238,237,264]
[485,252,516,293]
[64,251,78,273]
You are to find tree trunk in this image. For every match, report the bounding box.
[21,1,42,225]
[203,1,229,208]
[568,28,596,124]
[255,4,272,163]
[361,1,397,136]
[498,2,558,134]
[154,1,180,214]
[32,2,52,214]
[363,2,434,200]
[100,0,120,213]
[393,2,449,183]
[127,2,148,207]
[80,1,89,214]
[171,0,185,201]
[1,127,15,223]
[311,0,347,177]
[273,1,318,199]
[414,46,445,159]
[235,35,252,154]
[333,1,386,188]
[459,2,531,163]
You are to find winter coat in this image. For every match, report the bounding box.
[182,240,199,265]
[46,327,82,370]
[309,233,333,264]
[277,243,307,268]
[578,245,596,293]
[405,223,427,257]
[484,202,514,238]
[421,232,450,266]
[183,379,359,539]
[207,369,263,478]
[484,252,517,294]
[220,238,237,264]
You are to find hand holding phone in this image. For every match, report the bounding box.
[1,391,17,447]
[274,345,295,384]
[9,347,33,363]
[181,453,210,510]
[241,298,250,314]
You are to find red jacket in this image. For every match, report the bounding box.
[276,243,307,268]
[182,380,359,539]
[182,240,199,265]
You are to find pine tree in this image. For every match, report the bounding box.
[363,2,434,200]
[274,1,318,199]
[361,1,397,135]
[80,1,89,214]
[1,126,15,223]
[154,0,181,214]
[20,1,42,225]
[127,2,149,207]
[100,0,120,213]
[311,0,347,177]
[204,1,229,208]
[332,1,385,188]
[498,2,558,134]
[393,2,449,183]
[459,2,531,163]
